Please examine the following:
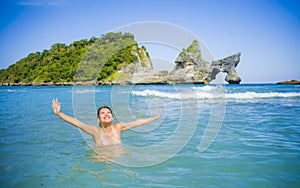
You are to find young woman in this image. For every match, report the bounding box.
[52,99,160,146]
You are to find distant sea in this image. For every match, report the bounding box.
[0,84,299,187]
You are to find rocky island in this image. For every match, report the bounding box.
[277,80,300,85]
[107,40,241,85]
[0,32,242,86]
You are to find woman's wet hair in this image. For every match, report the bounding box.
[97,106,113,117]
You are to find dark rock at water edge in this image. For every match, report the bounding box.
[277,80,300,84]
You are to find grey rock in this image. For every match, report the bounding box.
[106,40,242,85]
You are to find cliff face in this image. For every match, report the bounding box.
[167,40,241,84]
[112,40,242,85]
[102,45,154,85]
[211,52,241,84]
[168,40,211,84]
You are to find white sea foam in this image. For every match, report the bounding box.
[132,89,182,99]
[73,89,95,94]
[225,92,300,99]
[4,89,26,93]
[73,89,103,94]
[132,89,300,100]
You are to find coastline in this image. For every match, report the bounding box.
[1,82,298,87]
[0,81,207,86]
[1,79,299,86]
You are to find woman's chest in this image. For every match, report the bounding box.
[97,129,121,146]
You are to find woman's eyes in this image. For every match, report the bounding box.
[101,112,111,114]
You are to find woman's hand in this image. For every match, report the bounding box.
[52,98,61,115]
[154,110,161,120]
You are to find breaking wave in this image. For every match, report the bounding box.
[132,89,300,100]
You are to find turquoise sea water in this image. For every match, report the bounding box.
[0,84,299,187]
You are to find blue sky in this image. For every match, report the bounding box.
[0,0,299,83]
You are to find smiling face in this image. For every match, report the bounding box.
[97,107,114,124]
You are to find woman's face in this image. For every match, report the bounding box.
[98,107,114,123]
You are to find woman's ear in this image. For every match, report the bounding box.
[97,117,100,122]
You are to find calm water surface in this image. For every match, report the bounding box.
[0,84,299,187]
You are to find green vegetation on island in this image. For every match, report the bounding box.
[0,32,244,85]
[0,32,150,85]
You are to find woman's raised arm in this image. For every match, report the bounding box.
[52,98,97,135]
[118,111,161,132]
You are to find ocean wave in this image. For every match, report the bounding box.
[72,89,105,94]
[0,89,27,93]
[7,89,16,93]
[132,89,300,100]
[225,92,300,99]
[73,89,96,94]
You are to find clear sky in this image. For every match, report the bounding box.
[0,0,299,83]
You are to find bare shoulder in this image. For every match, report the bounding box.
[86,124,101,134]
[89,125,102,136]
[114,122,130,132]
[113,123,123,131]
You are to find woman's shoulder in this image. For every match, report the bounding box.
[112,122,123,130]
